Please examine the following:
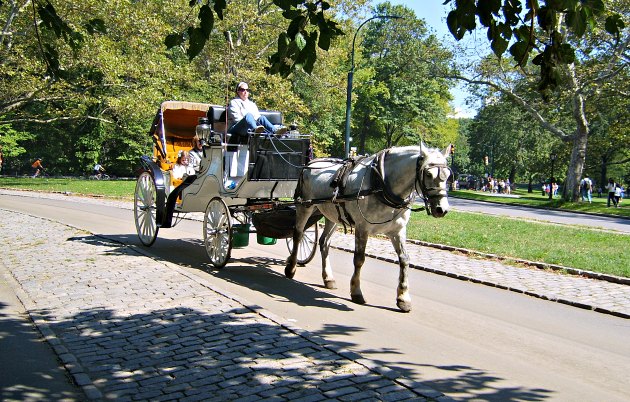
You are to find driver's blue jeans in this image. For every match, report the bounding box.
[228,113,275,136]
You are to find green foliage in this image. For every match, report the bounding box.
[444,0,625,98]
[351,2,453,152]
[468,97,552,182]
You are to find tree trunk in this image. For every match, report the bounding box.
[563,62,589,202]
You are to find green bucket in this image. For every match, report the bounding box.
[232,224,250,248]
[257,234,277,245]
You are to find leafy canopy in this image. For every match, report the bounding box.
[443,0,625,98]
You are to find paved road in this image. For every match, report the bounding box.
[1,189,629,402]
[447,197,630,233]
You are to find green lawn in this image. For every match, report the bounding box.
[409,210,629,278]
[0,177,136,199]
[2,177,628,277]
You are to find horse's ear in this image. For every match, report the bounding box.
[443,144,452,157]
[420,142,429,155]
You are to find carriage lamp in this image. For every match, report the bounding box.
[196,117,213,143]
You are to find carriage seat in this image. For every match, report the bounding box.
[208,106,283,140]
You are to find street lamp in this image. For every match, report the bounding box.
[344,14,402,158]
[549,152,557,200]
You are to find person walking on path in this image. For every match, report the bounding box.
[606,178,618,207]
[580,175,593,203]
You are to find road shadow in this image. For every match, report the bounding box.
[0,302,83,401]
[60,234,554,401]
[68,234,353,312]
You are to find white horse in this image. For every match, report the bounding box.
[285,143,451,312]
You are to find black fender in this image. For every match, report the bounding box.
[162,174,197,229]
[139,155,168,228]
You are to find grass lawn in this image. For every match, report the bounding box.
[409,210,629,278]
[2,177,629,277]
[0,177,136,199]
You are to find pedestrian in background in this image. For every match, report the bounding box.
[614,184,622,207]
[606,178,618,207]
[580,175,592,203]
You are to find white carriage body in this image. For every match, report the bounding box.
[146,100,311,214]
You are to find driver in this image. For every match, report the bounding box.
[228,82,287,137]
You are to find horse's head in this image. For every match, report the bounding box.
[417,143,451,217]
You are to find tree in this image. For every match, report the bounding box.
[467,96,561,188]
[444,0,625,98]
[445,2,628,201]
[351,2,453,152]
[1,0,212,174]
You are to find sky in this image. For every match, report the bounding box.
[385,1,477,118]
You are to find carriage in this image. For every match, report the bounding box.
[133,101,320,268]
[135,101,453,312]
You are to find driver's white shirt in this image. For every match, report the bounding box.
[228,98,261,123]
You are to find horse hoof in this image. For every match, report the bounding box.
[285,265,296,279]
[397,300,412,313]
[351,294,366,305]
[324,280,337,289]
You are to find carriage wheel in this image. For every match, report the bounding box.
[203,197,232,268]
[286,223,318,266]
[134,172,159,246]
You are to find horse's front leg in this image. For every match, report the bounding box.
[285,204,314,279]
[390,231,411,312]
[319,218,338,289]
[350,230,368,305]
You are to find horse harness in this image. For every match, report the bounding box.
[297,148,443,232]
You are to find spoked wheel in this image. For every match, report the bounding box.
[203,197,232,268]
[286,223,318,266]
[134,171,159,246]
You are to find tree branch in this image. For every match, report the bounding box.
[445,73,572,141]
[2,116,115,125]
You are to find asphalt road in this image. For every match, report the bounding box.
[448,196,630,233]
[1,192,629,401]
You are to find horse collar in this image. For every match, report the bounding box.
[371,150,415,209]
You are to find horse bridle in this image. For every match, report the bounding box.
[415,153,450,215]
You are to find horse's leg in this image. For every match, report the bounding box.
[285,204,314,278]
[319,218,338,289]
[389,231,412,312]
[350,229,368,305]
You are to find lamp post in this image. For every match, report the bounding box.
[549,152,557,200]
[344,15,402,158]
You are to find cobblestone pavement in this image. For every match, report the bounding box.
[0,210,441,401]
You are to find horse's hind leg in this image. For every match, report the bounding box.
[390,232,412,312]
[319,218,338,289]
[350,230,368,305]
[285,204,314,279]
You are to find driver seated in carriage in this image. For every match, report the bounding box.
[228,82,288,137]
[222,81,290,188]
